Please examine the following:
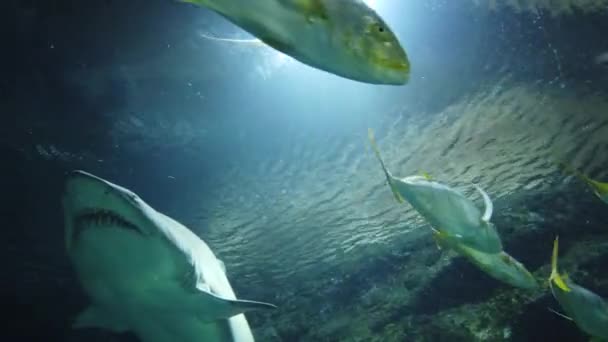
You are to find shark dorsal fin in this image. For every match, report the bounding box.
[473,184,493,223]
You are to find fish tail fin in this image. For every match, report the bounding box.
[550,236,571,292]
[367,128,404,203]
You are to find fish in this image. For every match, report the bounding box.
[368,128,503,254]
[177,0,410,85]
[549,237,608,340]
[558,162,608,204]
[63,170,276,342]
[433,230,538,289]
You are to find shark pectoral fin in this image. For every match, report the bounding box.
[473,184,493,223]
[73,306,128,332]
[217,259,226,273]
[197,291,277,321]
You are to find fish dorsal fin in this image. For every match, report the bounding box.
[73,306,128,332]
[473,184,493,223]
[550,236,572,292]
[367,128,404,204]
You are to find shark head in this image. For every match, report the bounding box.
[62,170,160,252]
[63,170,277,342]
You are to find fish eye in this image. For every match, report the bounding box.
[378,26,384,33]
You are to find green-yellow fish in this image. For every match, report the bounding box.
[433,230,538,290]
[549,237,608,340]
[368,128,503,254]
[559,162,608,205]
[178,0,410,85]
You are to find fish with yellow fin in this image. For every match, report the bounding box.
[367,128,503,254]
[177,0,410,85]
[558,162,608,205]
[433,229,538,289]
[549,236,608,340]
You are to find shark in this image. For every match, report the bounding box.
[63,170,276,342]
[177,0,410,85]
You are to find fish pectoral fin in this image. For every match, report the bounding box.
[547,307,574,321]
[432,229,453,250]
[73,306,128,332]
[198,32,263,45]
[195,291,277,321]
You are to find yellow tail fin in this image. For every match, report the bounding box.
[550,236,571,292]
[367,128,404,204]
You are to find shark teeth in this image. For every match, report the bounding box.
[73,209,142,239]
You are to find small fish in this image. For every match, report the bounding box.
[433,230,538,289]
[178,0,410,85]
[368,128,503,254]
[558,162,608,204]
[549,237,608,340]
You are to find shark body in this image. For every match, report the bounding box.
[63,170,275,342]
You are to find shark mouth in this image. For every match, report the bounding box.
[73,209,142,240]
